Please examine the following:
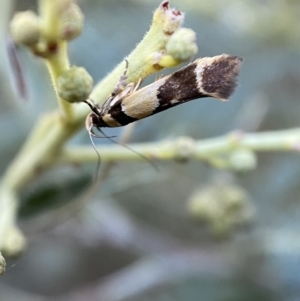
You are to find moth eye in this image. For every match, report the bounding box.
[91,113,100,124]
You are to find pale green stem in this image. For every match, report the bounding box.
[57,128,300,165]
[2,115,81,192]
[39,0,74,121]
[45,43,74,121]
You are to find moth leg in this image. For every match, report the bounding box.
[132,77,142,93]
[155,73,164,81]
[111,59,130,96]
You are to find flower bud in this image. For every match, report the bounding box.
[154,1,183,35]
[229,149,257,172]
[166,28,198,61]
[10,10,40,46]
[59,3,84,41]
[57,66,93,103]
[188,182,254,238]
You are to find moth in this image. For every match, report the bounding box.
[84,54,243,137]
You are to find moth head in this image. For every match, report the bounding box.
[85,112,109,134]
[85,112,101,181]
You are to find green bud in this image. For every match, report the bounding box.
[188,182,254,238]
[166,28,198,61]
[10,10,40,46]
[229,149,257,172]
[188,186,223,221]
[59,3,84,41]
[57,66,93,103]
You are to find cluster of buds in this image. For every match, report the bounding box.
[10,2,84,49]
[150,1,198,69]
[9,1,92,104]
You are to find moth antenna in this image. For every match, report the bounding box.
[87,124,102,181]
[155,73,164,81]
[89,126,117,139]
[96,127,159,172]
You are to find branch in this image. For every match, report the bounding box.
[57,128,300,170]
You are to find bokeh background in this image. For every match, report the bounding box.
[1,0,300,300]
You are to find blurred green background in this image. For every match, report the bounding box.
[1,0,300,300]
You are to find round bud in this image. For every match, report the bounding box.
[188,186,222,221]
[57,66,93,103]
[174,136,195,163]
[229,149,257,172]
[188,183,254,238]
[166,28,198,61]
[10,10,40,46]
[59,3,84,41]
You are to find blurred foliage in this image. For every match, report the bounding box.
[19,168,91,218]
[188,180,254,238]
[1,0,300,300]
